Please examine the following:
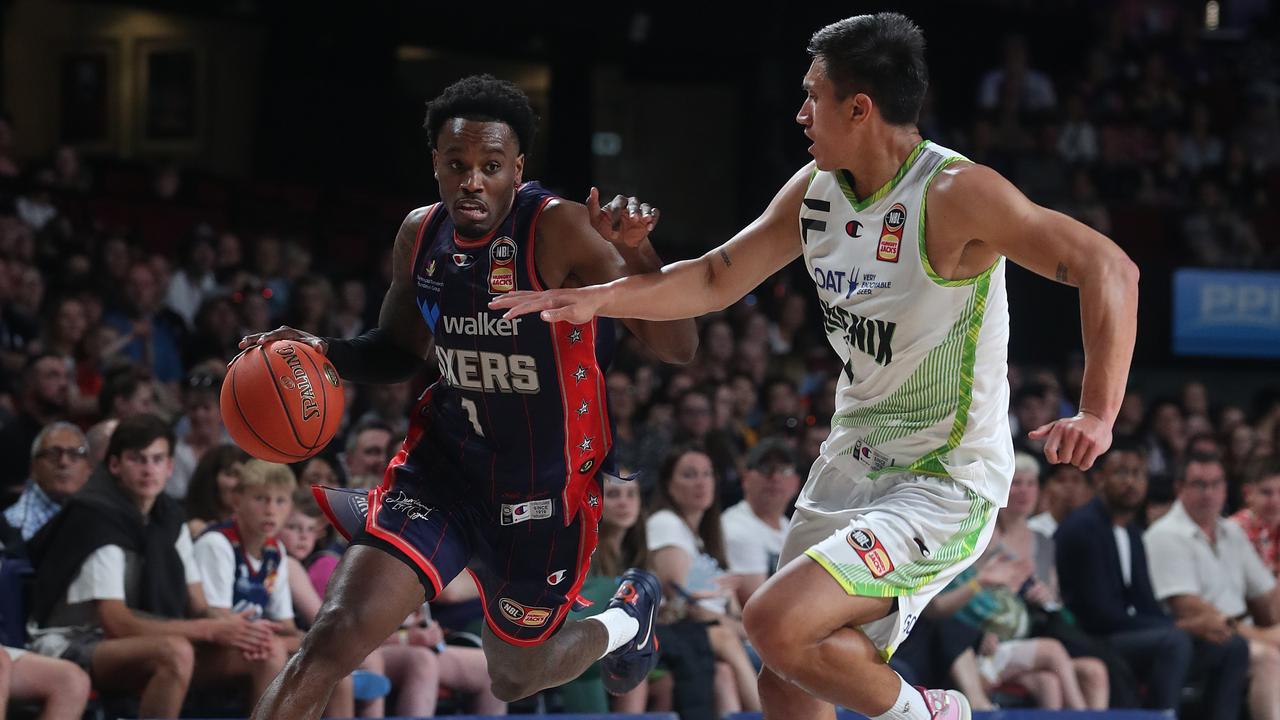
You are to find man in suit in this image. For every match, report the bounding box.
[1056,437,1249,716]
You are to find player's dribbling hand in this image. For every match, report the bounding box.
[1029,412,1112,471]
[587,186,659,249]
[238,325,328,354]
[489,286,607,325]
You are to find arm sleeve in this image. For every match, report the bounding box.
[193,533,237,610]
[322,327,425,384]
[1143,529,1201,601]
[66,546,127,603]
[266,548,295,621]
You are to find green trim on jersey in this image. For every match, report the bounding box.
[917,154,1000,288]
[805,491,992,599]
[905,270,993,478]
[835,140,931,212]
[807,167,819,190]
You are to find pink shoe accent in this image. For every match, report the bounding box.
[919,688,972,720]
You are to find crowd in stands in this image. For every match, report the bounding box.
[1,3,1279,718]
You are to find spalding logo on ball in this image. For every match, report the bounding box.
[220,340,344,462]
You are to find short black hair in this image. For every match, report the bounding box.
[1090,435,1146,477]
[807,13,929,125]
[106,413,174,462]
[99,366,149,418]
[423,75,537,154]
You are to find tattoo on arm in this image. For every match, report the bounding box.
[1055,262,1068,283]
[719,249,732,268]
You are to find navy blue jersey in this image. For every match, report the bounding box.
[407,182,611,521]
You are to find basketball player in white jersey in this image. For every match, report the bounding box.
[492,13,1137,720]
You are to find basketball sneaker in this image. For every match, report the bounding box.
[920,687,971,720]
[601,568,662,695]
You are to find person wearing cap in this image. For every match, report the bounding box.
[723,439,802,606]
[167,361,229,500]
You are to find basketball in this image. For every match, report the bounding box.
[220,340,345,463]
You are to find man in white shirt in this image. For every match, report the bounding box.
[1145,452,1280,720]
[26,414,284,719]
[723,439,801,606]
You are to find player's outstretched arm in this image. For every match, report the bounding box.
[931,164,1139,471]
[488,164,813,325]
[238,208,432,384]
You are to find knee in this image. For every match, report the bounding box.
[1040,638,1071,666]
[742,591,795,667]
[487,659,538,703]
[407,647,439,683]
[154,636,195,680]
[1080,657,1108,682]
[299,605,367,672]
[63,663,92,702]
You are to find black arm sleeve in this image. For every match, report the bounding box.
[321,327,425,384]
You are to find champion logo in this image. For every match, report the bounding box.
[547,569,568,586]
[452,253,476,268]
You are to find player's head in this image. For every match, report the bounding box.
[424,75,538,239]
[799,13,928,170]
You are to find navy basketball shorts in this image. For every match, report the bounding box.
[341,427,603,647]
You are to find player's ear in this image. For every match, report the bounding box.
[850,93,873,123]
[431,149,439,179]
[514,154,525,186]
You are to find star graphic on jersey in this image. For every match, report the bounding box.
[577,400,590,417]
[578,436,594,452]
[567,327,583,344]
[587,493,599,507]
[573,364,588,382]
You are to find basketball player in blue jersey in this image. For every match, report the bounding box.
[241,75,697,719]
[493,13,1139,720]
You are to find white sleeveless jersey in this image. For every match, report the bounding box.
[799,141,1014,507]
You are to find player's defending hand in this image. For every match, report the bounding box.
[238,325,327,354]
[489,283,608,325]
[1029,412,1112,471]
[587,186,658,249]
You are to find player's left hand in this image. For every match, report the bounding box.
[1029,412,1112,471]
[587,186,658,249]
[489,285,607,324]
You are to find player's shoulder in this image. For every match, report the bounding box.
[402,204,440,227]
[926,160,1025,221]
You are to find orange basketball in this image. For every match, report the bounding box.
[220,340,345,463]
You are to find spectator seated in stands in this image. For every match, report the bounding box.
[183,444,247,538]
[97,365,158,422]
[1056,438,1246,717]
[648,444,759,717]
[102,262,187,385]
[1,643,90,720]
[339,419,394,486]
[25,414,287,719]
[192,459,354,717]
[3,421,91,541]
[1231,457,1280,578]
[1026,460,1092,537]
[1145,452,1280,720]
[167,364,229,500]
[0,354,71,494]
[722,438,800,607]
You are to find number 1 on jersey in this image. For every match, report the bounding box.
[460,397,485,437]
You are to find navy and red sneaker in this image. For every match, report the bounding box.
[601,568,662,696]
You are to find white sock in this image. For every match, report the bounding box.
[586,607,639,658]
[871,676,933,720]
